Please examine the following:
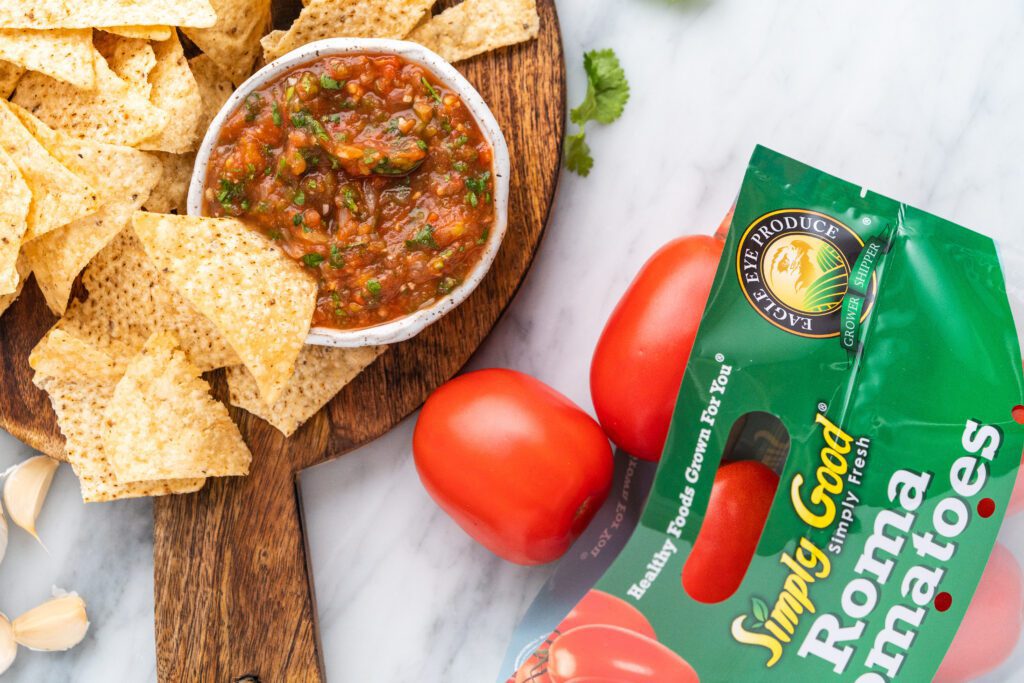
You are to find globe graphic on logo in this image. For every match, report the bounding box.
[762,235,849,314]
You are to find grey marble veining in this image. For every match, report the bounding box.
[2,0,1024,680]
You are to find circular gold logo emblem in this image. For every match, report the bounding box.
[736,210,874,338]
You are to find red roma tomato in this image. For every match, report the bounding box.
[547,625,698,683]
[590,235,724,461]
[935,542,1024,683]
[511,590,655,683]
[559,589,656,638]
[413,369,613,565]
[683,460,779,603]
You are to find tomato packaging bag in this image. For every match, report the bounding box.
[506,146,1024,682]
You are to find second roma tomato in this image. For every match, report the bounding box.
[558,589,656,638]
[590,235,724,461]
[414,369,613,565]
[511,590,655,683]
[547,625,698,683]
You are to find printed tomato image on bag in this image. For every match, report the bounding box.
[504,146,1024,682]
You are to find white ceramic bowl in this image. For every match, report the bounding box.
[189,38,511,348]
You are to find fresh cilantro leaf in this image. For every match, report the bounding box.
[216,178,246,209]
[420,76,442,103]
[564,49,629,177]
[342,186,359,214]
[465,171,490,194]
[329,244,345,269]
[320,73,342,90]
[405,224,439,250]
[570,49,629,126]
[366,279,382,296]
[565,130,593,177]
[302,253,324,267]
[290,110,329,141]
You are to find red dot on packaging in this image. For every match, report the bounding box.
[935,592,953,612]
[978,498,996,518]
[1013,405,1024,424]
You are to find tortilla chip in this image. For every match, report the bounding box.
[228,344,384,436]
[263,0,435,62]
[105,332,251,482]
[143,152,193,214]
[0,100,99,241]
[93,32,156,99]
[0,256,27,317]
[30,328,127,381]
[0,60,24,97]
[138,32,201,153]
[0,28,95,89]
[18,126,161,314]
[103,26,174,42]
[190,54,235,133]
[132,211,316,405]
[259,30,286,62]
[0,145,29,295]
[30,329,205,503]
[0,2,217,31]
[58,228,239,371]
[408,0,539,63]
[141,55,232,214]
[12,47,169,147]
[183,0,270,85]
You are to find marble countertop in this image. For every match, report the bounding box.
[4,0,1024,680]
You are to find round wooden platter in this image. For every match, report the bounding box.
[0,2,565,680]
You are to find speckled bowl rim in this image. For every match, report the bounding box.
[188,38,511,348]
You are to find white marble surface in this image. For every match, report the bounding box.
[3,0,1024,680]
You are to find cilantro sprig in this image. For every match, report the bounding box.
[565,49,629,177]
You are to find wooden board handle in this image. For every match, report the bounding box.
[153,419,324,682]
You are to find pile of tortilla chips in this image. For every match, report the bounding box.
[261,0,540,63]
[0,0,538,502]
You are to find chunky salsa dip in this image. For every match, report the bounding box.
[203,53,496,330]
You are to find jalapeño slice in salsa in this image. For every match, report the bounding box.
[202,53,496,330]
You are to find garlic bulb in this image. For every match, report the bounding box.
[12,594,88,652]
[0,613,15,675]
[2,455,59,542]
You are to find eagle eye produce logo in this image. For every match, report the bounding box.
[736,210,876,338]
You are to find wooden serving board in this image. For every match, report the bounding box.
[0,2,564,680]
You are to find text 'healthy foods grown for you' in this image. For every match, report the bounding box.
[204,53,496,330]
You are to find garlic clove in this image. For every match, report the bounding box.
[2,454,59,543]
[12,594,89,652]
[0,613,15,675]
[0,507,7,566]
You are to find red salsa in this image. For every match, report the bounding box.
[203,53,496,330]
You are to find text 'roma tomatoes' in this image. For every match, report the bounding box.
[413,369,613,565]
[683,460,779,603]
[935,542,1024,683]
[590,235,724,461]
[547,625,698,683]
